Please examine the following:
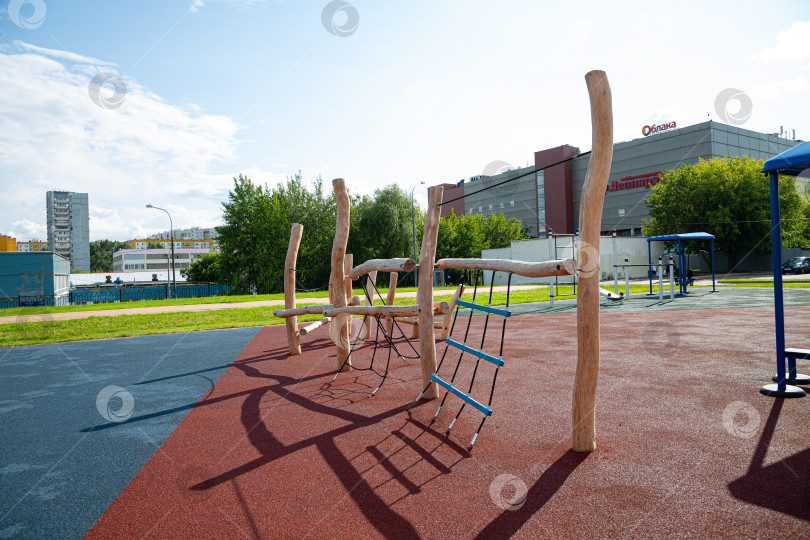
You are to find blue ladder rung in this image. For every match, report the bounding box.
[445,338,504,367]
[455,300,511,317]
[430,374,492,416]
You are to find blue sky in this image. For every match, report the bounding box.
[1,0,809,241]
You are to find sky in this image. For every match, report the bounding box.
[1,0,809,242]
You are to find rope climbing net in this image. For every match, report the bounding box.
[409,269,513,451]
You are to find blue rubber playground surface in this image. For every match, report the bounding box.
[0,327,260,539]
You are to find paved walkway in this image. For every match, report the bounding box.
[0,285,545,324]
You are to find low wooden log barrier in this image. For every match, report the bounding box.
[300,317,330,336]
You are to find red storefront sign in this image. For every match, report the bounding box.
[606,171,665,192]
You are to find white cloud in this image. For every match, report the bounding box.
[12,41,115,67]
[570,20,592,41]
[0,41,248,241]
[748,76,809,99]
[754,20,810,63]
[188,0,267,13]
[8,220,46,241]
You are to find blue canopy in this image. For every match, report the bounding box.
[647,232,715,295]
[647,232,715,242]
[762,140,810,176]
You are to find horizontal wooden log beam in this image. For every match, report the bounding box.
[348,258,416,279]
[299,317,330,336]
[323,301,448,319]
[435,258,575,278]
[273,305,331,318]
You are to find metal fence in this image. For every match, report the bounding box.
[0,282,230,310]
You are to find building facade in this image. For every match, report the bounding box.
[17,241,48,252]
[127,238,219,250]
[112,248,210,272]
[148,227,219,242]
[46,191,90,272]
[0,252,71,307]
[448,121,802,237]
[0,235,16,252]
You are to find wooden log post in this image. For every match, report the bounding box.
[358,270,377,341]
[386,272,398,336]
[418,185,443,399]
[572,70,613,452]
[283,223,304,355]
[331,178,352,371]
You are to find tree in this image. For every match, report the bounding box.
[217,172,336,294]
[433,210,526,284]
[642,157,807,267]
[181,252,223,282]
[146,241,163,249]
[90,240,131,272]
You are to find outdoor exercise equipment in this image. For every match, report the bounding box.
[646,233,716,295]
[760,141,810,397]
[275,69,613,453]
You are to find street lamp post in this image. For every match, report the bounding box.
[146,204,177,299]
[411,181,425,287]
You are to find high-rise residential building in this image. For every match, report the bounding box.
[46,191,90,272]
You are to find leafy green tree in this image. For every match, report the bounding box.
[146,241,163,249]
[181,252,223,282]
[642,157,807,267]
[217,173,336,294]
[90,240,131,272]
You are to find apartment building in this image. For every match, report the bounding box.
[46,191,90,272]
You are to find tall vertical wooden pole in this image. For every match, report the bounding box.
[331,178,352,371]
[284,223,304,355]
[418,186,443,399]
[572,70,613,452]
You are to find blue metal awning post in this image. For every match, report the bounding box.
[647,241,652,295]
[678,239,686,296]
[759,171,804,397]
[770,172,786,391]
[711,239,715,292]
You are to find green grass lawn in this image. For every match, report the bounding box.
[0,284,655,347]
[0,285,462,317]
[0,307,326,347]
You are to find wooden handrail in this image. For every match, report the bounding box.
[348,258,416,280]
[435,258,575,277]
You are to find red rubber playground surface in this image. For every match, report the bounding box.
[87,306,809,539]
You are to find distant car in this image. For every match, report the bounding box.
[782,256,810,274]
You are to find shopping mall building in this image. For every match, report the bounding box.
[439,120,803,237]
